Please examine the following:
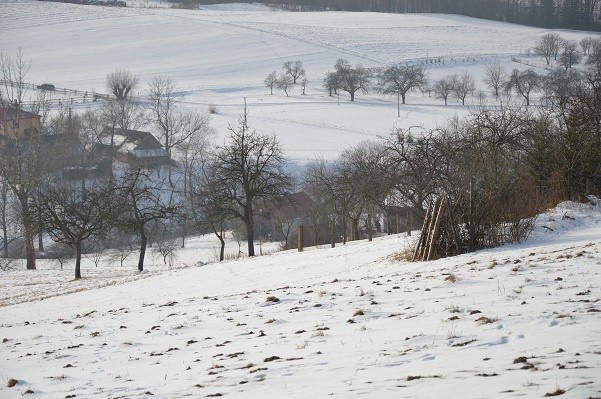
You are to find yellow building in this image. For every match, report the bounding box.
[0,107,42,139]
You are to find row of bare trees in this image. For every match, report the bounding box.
[302,58,601,251]
[265,60,309,96]
[271,35,601,111]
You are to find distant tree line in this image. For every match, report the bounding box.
[173,0,601,31]
[39,0,126,7]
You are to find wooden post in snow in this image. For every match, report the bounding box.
[297,225,304,252]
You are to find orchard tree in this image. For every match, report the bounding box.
[506,69,540,106]
[587,39,601,75]
[483,63,506,98]
[378,64,426,116]
[332,58,371,102]
[121,167,177,272]
[209,106,292,257]
[559,40,582,71]
[282,60,305,84]
[264,71,277,95]
[323,71,339,96]
[190,161,235,261]
[453,72,475,105]
[39,181,123,279]
[300,77,309,95]
[433,76,455,105]
[534,32,563,65]
[580,36,595,56]
[276,74,293,96]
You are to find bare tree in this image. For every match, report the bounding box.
[378,64,426,116]
[0,48,30,107]
[506,69,540,106]
[534,32,563,65]
[580,36,596,56]
[39,180,123,279]
[0,175,18,258]
[303,159,346,247]
[339,141,393,241]
[190,162,234,262]
[323,71,339,97]
[433,76,455,105]
[483,63,506,98]
[383,127,442,221]
[209,106,292,257]
[121,167,177,272]
[106,68,139,100]
[102,94,144,132]
[264,71,277,95]
[452,72,475,105]
[282,60,305,84]
[300,77,309,95]
[332,58,371,102]
[559,40,583,71]
[586,39,601,75]
[147,76,210,184]
[276,74,293,97]
[0,49,41,270]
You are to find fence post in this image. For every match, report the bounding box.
[297,225,304,252]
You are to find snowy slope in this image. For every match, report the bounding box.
[1,0,600,161]
[1,4,600,396]
[1,202,600,398]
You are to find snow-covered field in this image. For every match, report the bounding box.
[1,202,600,398]
[1,2,601,397]
[1,0,599,161]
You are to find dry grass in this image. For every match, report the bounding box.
[476,316,499,325]
[444,273,457,283]
[388,249,414,262]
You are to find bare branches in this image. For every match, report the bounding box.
[209,107,292,256]
[378,64,426,113]
[106,68,139,100]
[0,48,31,106]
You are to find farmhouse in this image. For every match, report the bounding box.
[0,106,42,140]
[96,127,171,170]
[256,191,314,245]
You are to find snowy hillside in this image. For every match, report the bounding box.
[1,2,601,397]
[1,201,600,398]
[1,0,599,161]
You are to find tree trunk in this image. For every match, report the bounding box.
[138,228,147,272]
[75,242,82,279]
[219,234,225,261]
[350,90,355,102]
[330,218,336,248]
[2,222,8,258]
[342,213,348,244]
[38,230,44,253]
[20,197,36,270]
[245,205,255,257]
[1,194,8,257]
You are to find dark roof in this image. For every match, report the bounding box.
[0,107,41,122]
[100,127,163,150]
